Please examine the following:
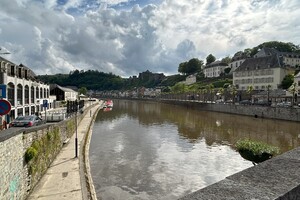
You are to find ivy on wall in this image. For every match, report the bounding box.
[25,127,61,188]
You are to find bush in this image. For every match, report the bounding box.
[25,147,38,163]
[235,139,280,163]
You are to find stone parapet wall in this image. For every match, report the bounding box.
[0,106,91,200]
[179,147,300,199]
[160,100,300,122]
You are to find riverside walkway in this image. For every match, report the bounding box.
[27,104,101,200]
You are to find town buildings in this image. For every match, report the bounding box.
[0,56,53,126]
[233,48,298,91]
[50,84,78,101]
[294,72,300,97]
[229,51,249,73]
[204,61,228,78]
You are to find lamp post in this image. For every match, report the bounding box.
[75,101,78,158]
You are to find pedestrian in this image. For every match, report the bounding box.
[2,120,7,130]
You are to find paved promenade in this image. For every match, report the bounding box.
[27,104,100,200]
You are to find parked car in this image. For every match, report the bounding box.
[277,102,291,107]
[10,115,45,127]
[240,100,252,105]
[254,100,270,106]
[215,99,224,104]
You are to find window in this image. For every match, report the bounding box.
[18,68,22,78]
[40,88,43,99]
[17,84,23,105]
[25,85,29,104]
[36,87,39,99]
[10,66,15,76]
[31,86,35,103]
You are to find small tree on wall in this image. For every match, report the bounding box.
[288,83,296,106]
[247,85,254,102]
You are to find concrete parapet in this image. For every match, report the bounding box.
[179,147,300,200]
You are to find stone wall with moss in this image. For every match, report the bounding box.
[0,113,83,200]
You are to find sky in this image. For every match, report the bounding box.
[0,0,299,77]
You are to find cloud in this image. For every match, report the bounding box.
[0,0,299,77]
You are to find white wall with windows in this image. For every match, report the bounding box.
[0,58,52,125]
[233,68,289,91]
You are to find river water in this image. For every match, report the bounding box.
[89,99,300,200]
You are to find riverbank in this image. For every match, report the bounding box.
[157,98,300,122]
[103,97,300,122]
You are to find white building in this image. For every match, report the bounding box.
[185,74,197,85]
[50,84,78,101]
[204,61,228,78]
[229,52,249,73]
[0,57,52,125]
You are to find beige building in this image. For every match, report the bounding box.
[233,55,290,91]
[294,72,300,96]
[185,74,197,85]
[254,47,300,67]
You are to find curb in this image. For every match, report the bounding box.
[80,103,103,200]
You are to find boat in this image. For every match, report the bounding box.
[105,99,113,108]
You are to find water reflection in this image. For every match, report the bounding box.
[89,100,300,200]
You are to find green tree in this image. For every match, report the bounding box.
[206,84,215,101]
[221,56,231,64]
[78,87,87,95]
[178,58,204,75]
[228,84,237,103]
[171,83,187,94]
[246,85,254,102]
[206,54,216,65]
[281,74,294,89]
[288,83,296,106]
[224,67,231,74]
[178,62,188,74]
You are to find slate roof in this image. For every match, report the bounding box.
[254,47,279,58]
[205,61,228,69]
[50,84,77,93]
[232,52,249,61]
[0,56,16,65]
[19,63,37,77]
[235,55,283,72]
[255,47,300,58]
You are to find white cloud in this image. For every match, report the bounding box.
[0,0,299,77]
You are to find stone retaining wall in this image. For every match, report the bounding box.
[160,100,300,122]
[0,108,89,200]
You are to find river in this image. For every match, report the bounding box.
[89,99,300,200]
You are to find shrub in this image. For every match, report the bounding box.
[235,139,280,163]
[25,147,38,163]
[236,139,280,155]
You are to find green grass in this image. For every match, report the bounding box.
[235,139,280,163]
[236,139,280,156]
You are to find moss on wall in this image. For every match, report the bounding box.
[25,127,61,188]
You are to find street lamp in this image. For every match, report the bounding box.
[75,100,79,158]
